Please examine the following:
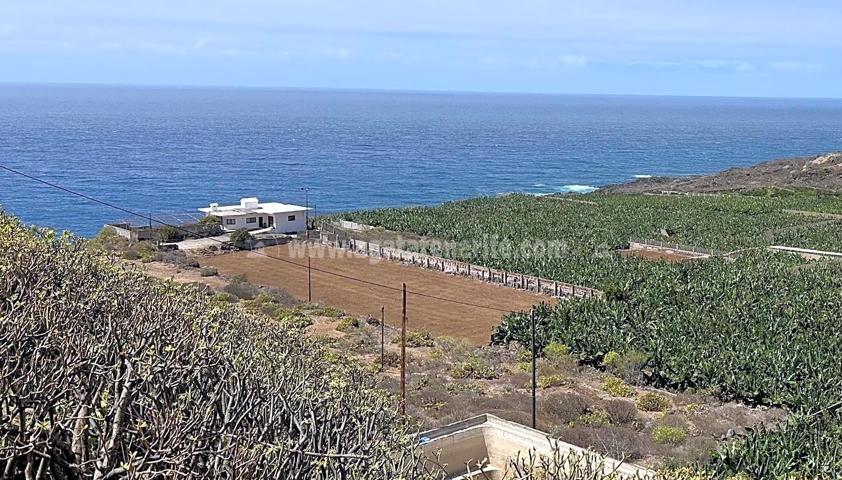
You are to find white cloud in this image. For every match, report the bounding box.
[559,55,588,67]
[526,54,588,68]
[695,59,755,73]
[770,61,822,72]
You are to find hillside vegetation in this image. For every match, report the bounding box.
[0,213,424,479]
[341,191,842,477]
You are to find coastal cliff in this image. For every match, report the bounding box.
[601,152,842,194]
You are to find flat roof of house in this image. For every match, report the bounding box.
[198,202,310,217]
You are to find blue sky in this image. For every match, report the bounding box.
[1,1,840,97]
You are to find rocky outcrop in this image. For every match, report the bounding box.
[601,152,842,194]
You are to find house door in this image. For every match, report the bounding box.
[259,217,265,228]
[268,216,274,228]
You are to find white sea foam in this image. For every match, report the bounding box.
[533,183,546,187]
[633,174,653,179]
[558,184,598,194]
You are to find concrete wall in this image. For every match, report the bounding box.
[219,214,271,232]
[273,211,306,234]
[214,210,306,234]
[105,224,156,242]
[420,414,650,479]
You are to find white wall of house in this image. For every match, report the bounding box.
[216,212,305,233]
[273,211,306,234]
[219,214,272,232]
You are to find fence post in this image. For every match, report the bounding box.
[537,278,541,293]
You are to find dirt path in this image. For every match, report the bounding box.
[782,209,842,220]
[200,243,553,344]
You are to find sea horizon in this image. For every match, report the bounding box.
[4,80,842,101]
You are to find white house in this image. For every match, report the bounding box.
[198,197,310,234]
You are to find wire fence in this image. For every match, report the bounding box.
[321,223,603,300]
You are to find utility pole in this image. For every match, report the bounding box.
[307,257,312,302]
[400,283,407,416]
[380,305,385,372]
[306,188,310,229]
[531,307,537,430]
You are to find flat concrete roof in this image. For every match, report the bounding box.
[198,201,310,217]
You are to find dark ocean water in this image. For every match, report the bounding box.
[1,84,841,236]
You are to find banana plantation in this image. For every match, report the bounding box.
[342,192,842,477]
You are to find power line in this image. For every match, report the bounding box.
[0,163,515,314]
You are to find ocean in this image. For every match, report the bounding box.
[1,84,841,236]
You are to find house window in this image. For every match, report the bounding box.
[225,218,236,226]
[246,217,257,224]
[287,215,296,221]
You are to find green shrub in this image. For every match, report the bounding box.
[336,316,362,332]
[515,361,532,373]
[603,351,621,367]
[313,305,345,317]
[121,249,141,260]
[603,350,649,383]
[200,266,219,277]
[196,216,224,237]
[156,225,183,243]
[537,374,569,389]
[450,354,498,380]
[637,392,671,412]
[88,226,130,252]
[211,292,238,304]
[570,409,612,428]
[543,342,571,363]
[392,329,435,348]
[229,228,253,245]
[275,309,313,329]
[652,425,687,445]
[380,351,401,368]
[602,376,635,397]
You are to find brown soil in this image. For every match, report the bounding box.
[616,249,704,263]
[126,260,229,290]
[200,243,553,345]
[601,152,842,194]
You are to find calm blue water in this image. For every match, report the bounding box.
[1,84,841,236]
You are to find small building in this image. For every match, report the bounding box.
[419,414,650,479]
[198,197,310,234]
